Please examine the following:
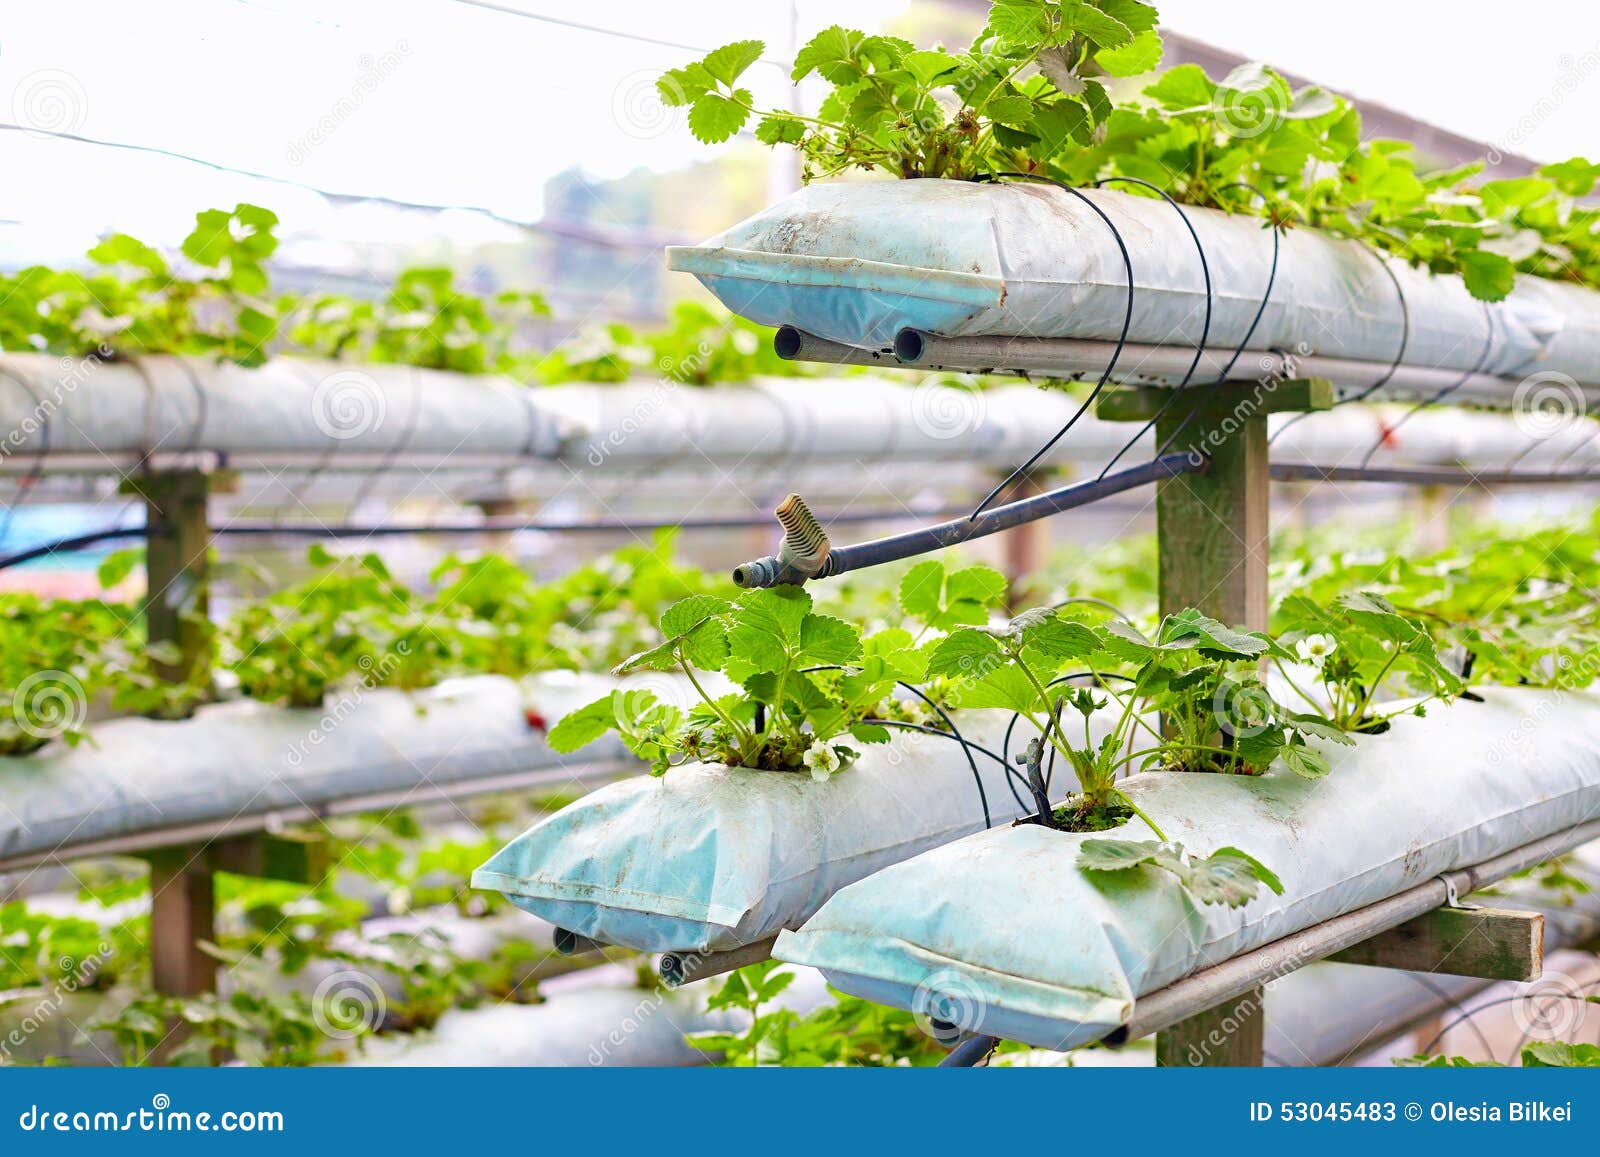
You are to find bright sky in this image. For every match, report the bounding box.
[1,0,1597,263]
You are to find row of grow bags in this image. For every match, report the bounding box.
[774,685,1600,1048]
[668,181,1600,392]
[476,685,1600,1052]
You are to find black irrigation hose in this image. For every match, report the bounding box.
[804,453,1202,585]
[1153,183,1285,460]
[968,173,1136,521]
[1272,243,1411,446]
[1089,177,1212,481]
[940,1033,1002,1067]
[798,669,1026,825]
[999,669,1140,803]
[1358,301,1496,469]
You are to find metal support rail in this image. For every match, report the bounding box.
[939,815,1600,1066]
[775,326,1600,411]
[1271,463,1600,486]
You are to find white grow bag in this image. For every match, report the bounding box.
[774,685,1600,1050]
[473,710,1127,954]
[0,671,622,864]
[667,181,1600,385]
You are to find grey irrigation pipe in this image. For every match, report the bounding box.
[733,453,1204,589]
[939,813,1600,1067]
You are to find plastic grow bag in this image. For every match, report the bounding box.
[774,685,1600,1050]
[474,709,1140,954]
[0,672,623,864]
[667,180,1600,385]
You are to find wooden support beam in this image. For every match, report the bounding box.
[1155,985,1265,1067]
[142,830,329,1063]
[144,847,217,999]
[1327,905,1543,981]
[121,471,231,697]
[999,471,1047,610]
[1098,380,1331,633]
[1102,382,1330,1066]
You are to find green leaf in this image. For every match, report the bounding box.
[1031,100,1091,153]
[798,613,863,666]
[1521,1040,1600,1068]
[755,114,807,145]
[679,618,730,671]
[898,559,945,621]
[545,695,617,753]
[88,233,169,276]
[613,638,682,675]
[1060,2,1133,48]
[687,92,750,144]
[1209,846,1284,895]
[1021,615,1102,661]
[96,547,143,589]
[946,565,1007,607]
[701,40,764,85]
[903,49,961,87]
[791,25,862,83]
[1078,838,1162,873]
[661,595,734,639]
[1538,157,1600,197]
[1098,618,1156,662]
[927,628,1003,678]
[983,94,1035,129]
[1095,0,1159,33]
[1287,713,1356,745]
[1457,249,1517,302]
[1161,609,1267,658]
[657,63,713,106]
[1187,847,1280,908]
[1144,64,1215,110]
[986,1,1053,47]
[1095,29,1162,77]
[1278,741,1332,780]
[953,664,1041,714]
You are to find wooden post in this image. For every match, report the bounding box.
[1100,380,1332,1066]
[1154,986,1266,1067]
[145,847,217,999]
[999,470,1047,610]
[124,470,220,691]
[1097,379,1332,633]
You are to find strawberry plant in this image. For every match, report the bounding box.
[548,586,926,775]
[280,268,550,375]
[659,2,1154,181]
[1272,590,1463,731]
[0,204,281,365]
[662,0,1600,302]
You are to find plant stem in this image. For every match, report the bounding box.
[678,654,753,750]
[1117,794,1169,842]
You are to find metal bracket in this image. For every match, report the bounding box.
[1439,873,1483,911]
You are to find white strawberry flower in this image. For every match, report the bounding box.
[1296,633,1337,668]
[803,740,841,782]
